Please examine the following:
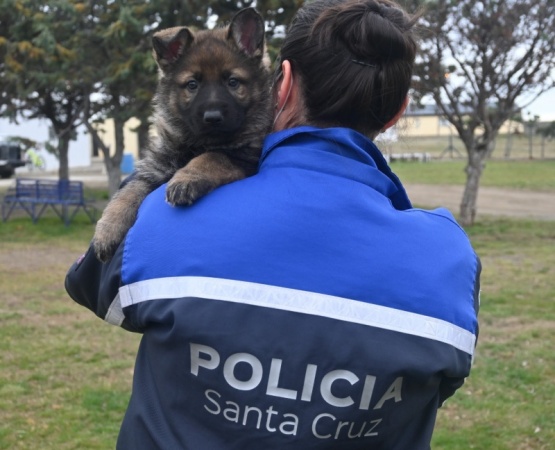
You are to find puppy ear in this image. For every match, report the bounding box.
[152,27,194,70]
[228,8,265,58]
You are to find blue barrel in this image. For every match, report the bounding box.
[120,153,134,174]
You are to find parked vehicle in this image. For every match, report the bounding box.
[0,141,26,178]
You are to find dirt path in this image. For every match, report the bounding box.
[405,184,555,221]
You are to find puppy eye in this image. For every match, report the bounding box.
[228,77,240,88]
[186,80,198,91]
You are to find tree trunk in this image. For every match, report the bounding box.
[136,119,151,160]
[86,121,123,198]
[460,151,486,226]
[57,135,70,180]
[104,118,126,197]
[107,161,122,196]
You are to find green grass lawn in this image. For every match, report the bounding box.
[381,133,555,191]
[1,211,554,449]
[0,217,139,450]
[432,219,555,450]
[390,159,555,191]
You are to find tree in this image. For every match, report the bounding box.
[82,0,160,195]
[0,0,94,180]
[413,0,555,225]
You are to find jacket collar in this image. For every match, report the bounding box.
[260,126,412,210]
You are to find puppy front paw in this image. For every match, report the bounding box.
[166,173,217,206]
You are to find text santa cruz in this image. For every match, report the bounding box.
[190,343,403,440]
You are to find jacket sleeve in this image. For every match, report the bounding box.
[438,256,481,406]
[65,241,139,333]
[65,172,140,332]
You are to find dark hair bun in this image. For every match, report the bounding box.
[279,0,418,135]
[314,0,417,63]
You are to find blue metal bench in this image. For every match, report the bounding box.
[1,178,98,226]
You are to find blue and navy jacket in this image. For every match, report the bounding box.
[66,127,480,450]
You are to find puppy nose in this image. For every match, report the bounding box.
[203,110,224,124]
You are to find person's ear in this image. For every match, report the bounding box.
[382,96,410,131]
[276,60,293,111]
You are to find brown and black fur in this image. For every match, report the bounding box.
[93,8,273,262]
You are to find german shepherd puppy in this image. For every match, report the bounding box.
[93,8,272,262]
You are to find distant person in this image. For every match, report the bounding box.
[66,1,480,448]
[24,146,46,171]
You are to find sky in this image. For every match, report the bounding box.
[520,87,555,122]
